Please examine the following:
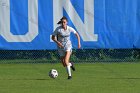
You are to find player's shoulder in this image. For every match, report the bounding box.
[55,26,62,30]
[67,26,75,31]
[67,26,77,33]
[54,26,63,32]
[67,25,72,29]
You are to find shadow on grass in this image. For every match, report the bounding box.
[106,77,140,80]
[0,78,50,80]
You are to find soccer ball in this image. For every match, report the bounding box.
[49,69,58,79]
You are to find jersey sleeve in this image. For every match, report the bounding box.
[52,28,58,36]
[69,27,77,34]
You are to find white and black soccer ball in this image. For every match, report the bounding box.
[49,69,58,79]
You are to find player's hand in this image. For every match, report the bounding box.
[57,42,64,48]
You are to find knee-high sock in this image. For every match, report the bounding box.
[66,65,71,76]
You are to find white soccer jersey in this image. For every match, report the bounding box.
[52,25,77,50]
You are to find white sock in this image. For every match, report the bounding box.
[66,65,71,76]
[69,63,72,66]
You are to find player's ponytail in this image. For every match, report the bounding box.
[57,20,62,24]
[57,16,68,24]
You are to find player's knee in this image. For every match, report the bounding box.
[65,62,69,66]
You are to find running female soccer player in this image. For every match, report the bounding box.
[51,16,81,79]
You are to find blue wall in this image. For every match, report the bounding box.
[0,0,139,50]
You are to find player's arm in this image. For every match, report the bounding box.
[70,27,81,49]
[74,32,81,49]
[51,35,63,48]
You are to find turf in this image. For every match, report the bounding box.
[0,62,140,93]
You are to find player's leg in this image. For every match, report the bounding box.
[64,51,71,66]
[58,49,66,67]
[64,51,72,79]
[65,49,75,71]
[70,62,75,71]
[60,56,66,67]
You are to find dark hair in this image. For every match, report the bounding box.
[57,16,68,24]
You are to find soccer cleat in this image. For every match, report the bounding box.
[70,62,75,71]
[68,76,72,79]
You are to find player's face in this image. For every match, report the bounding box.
[61,19,67,28]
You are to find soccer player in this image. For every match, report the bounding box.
[51,16,81,79]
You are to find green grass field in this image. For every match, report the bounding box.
[0,62,140,93]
